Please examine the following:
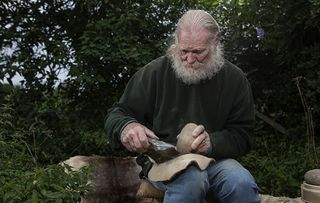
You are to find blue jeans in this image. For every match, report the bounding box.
[150,159,260,203]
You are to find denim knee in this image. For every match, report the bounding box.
[224,165,257,191]
[164,165,209,203]
[181,165,209,190]
[208,159,260,203]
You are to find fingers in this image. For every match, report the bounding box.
[191,124,206,150]
[197,139,210,154]
[145,128,159,140]
[132,132,143,149]
[191,124,211,154]
[137,129,149,149]
[120,122,157,152]
[191,133,206,150]
[192,135,211,154]
[192,125,205,138]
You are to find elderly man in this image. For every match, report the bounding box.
[105,10,260,203]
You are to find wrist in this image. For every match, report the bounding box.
[120,119,138,139]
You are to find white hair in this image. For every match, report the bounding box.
[175,10,220,42]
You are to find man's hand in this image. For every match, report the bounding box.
[120,122,159,152]
[190,125,211,155]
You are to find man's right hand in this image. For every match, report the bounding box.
[120,122,159,152]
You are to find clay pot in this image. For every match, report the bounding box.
[301,181,320,203]
[176,123,197,154]
[301,169,320,203]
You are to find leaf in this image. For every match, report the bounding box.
[31,190,39,203]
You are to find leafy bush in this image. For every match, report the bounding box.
[213,0,320,196]
[0,94,92,202]
[240,113,319,197]
[0,155,91,202]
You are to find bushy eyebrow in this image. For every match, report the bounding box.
[180,48,206,54]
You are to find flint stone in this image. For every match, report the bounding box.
[176,123,197,154]
[304,169,320,186]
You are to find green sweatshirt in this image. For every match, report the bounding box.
[104,56,255,158]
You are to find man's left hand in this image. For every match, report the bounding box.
[190,125,211,155]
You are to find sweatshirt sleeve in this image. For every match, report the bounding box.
[104,67,156,150]
[208,76,255,158]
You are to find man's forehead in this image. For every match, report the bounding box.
[178,28,211,47]
[179,26,209,37]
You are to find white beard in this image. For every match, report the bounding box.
[168,44,225,85]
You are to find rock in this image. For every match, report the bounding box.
[304,169,320,186]
[176,123,197,154]
[260,194,303,203]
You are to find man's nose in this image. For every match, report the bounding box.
[186,53,196,64]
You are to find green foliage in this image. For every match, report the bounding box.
[241,124,319,197]
[298,45,320,115]
[0,160,91,202]
[215,0,320,131]
[209,0,320,197]
[0,93,92,202]
[0,95,14,139]
[0,0,74,90]
[0,87,112,164]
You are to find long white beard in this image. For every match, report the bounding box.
[168,44,225,85]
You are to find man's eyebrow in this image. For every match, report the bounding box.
[180,48,206,53]
[192,49,205,53]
